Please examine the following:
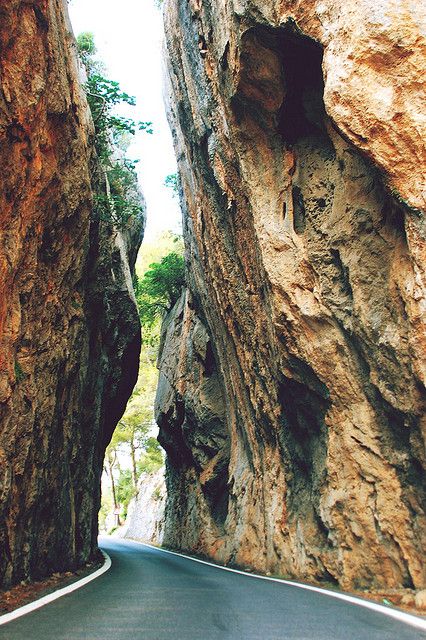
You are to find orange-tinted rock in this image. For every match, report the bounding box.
[159,0,426,589]
[0,0,142,587]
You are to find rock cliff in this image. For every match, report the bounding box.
[0,0,143,587]
[159,0,426,590]
[121,467,166,545]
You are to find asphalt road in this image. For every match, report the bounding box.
[0,538,424,640]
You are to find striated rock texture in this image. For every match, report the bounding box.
[121,467,166,545]
[156,293,230,547]
[159,0,426,590]
[0,0,143,587]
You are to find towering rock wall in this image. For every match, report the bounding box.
[158,0,426,590]
[0,0,143,587]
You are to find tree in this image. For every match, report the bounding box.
[99,488,113,532]
[76,32,151,229]
[116,470,135,520]
[137,438,163,475]
[114,396,152,489]
[77,32,152,162]
[136,252,185,326]
[104,372,161,521]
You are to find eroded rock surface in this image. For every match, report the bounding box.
[0,0,142,587]
[159,0,426,589]
[121,467,166,545]
[156,292,230,549]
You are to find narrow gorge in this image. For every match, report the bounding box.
[0,0,425,606]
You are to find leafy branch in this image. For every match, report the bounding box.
[76,32,152,229]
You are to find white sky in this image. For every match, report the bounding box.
[68,0,181,240]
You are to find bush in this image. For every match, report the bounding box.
[14,361,25,383]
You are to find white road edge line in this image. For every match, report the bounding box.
[132,540,426,633]
[0,551,112,627]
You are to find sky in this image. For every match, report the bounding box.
[68,0,181,240]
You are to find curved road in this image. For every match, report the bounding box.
[0,538,424,639]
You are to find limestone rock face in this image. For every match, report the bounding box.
[0,0,143,587]
[155,292,230,550]
[160,0,426,589]
[121,467,166,545]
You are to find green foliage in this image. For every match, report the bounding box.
[164,173,180,198]
[98,490,112,531]
[137,438,164,475]
[77,32,152,161]
[136,252,185,326]
[116,469,136,518]
[136,231,184,276]
[135,232,184,347]
[94,161,144,229]
[76,32,96,58]
[152,486,162,501]
[76,32,151,229]
[109,416,146,454]
[84,72,152,162]
[14,361,25,383]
